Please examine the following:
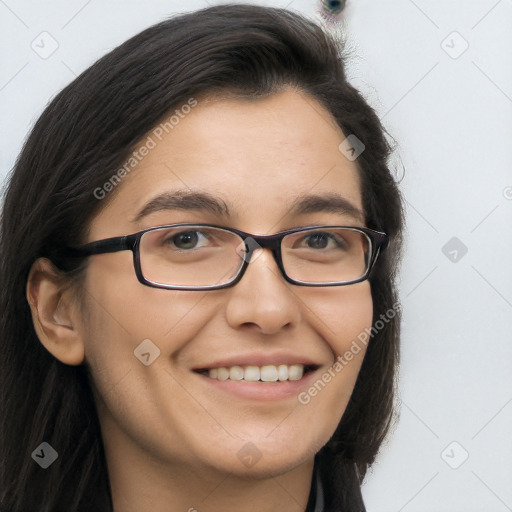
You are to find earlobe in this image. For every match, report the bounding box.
[26,258,85,366]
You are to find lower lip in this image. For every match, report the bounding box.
[194,370,319,401]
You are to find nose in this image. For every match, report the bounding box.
[224,247,301,335]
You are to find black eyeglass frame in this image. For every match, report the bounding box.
[55,223,389,291]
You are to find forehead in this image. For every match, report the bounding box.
[89,89,364,237]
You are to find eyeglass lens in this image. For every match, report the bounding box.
[139,226,371,287]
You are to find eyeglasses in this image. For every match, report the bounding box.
[56,223,389,290]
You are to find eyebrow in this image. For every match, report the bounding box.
[133,190,231,222]
[132,190,364,223]
[287,193,365,222]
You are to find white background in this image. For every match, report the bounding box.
[1,1,511,510]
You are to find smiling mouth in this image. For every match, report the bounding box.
[195,364,318,382]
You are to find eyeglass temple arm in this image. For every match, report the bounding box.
[377,232,390,250]
[54,235,137,258]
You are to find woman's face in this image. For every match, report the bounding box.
[79,89,372,479]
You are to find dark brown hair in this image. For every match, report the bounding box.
[0,4,404,511]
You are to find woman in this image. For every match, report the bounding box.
[0,4,404,511]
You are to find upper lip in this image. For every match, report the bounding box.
[192,351,322,371]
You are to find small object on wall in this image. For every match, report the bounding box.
[319,0,347,23]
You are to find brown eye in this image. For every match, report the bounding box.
[301,232,345,250]
[305,233,329,249]
[161,230,211,250]
[172,231,199,249]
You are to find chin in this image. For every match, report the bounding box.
[199,433,325,479]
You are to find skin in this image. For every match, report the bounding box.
[27,88,373,512]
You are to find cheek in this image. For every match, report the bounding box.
[294,283,373,436]
[78,261,216,407]
[78,267,221,459]
[304,282,373,358]
[81,254,216,348]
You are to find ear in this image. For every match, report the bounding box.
[26,258,85,366]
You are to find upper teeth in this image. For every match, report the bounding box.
[207,364,305,382]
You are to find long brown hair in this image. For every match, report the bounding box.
[0,5,404,511]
